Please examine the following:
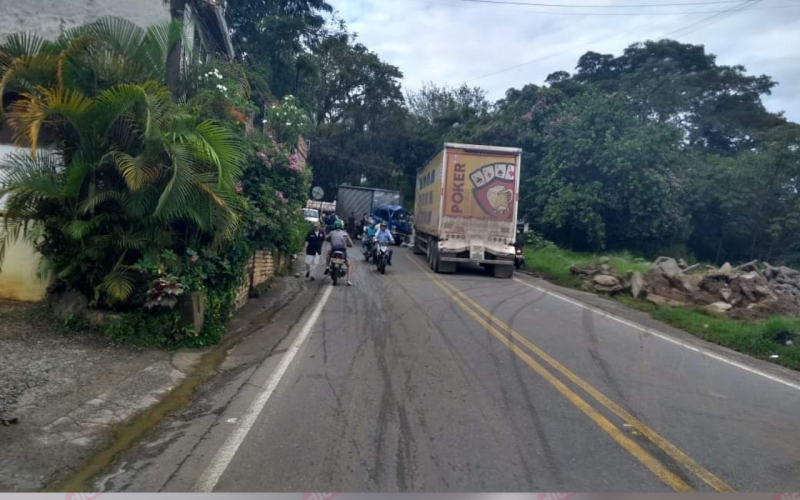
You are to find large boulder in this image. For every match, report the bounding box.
[630,272,645,299]
[704,302,733,315]
[593,274,623,294]
[777,266,800,278]
[731,271,772,304]
[700,274,729,294]
[654,257,682,276]
[48,289,89,320]
[666,273,699,294]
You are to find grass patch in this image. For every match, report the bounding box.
[524,244,800,371]
[523,245,650,287]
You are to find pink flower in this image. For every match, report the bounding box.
[257,151,271,167]
[190,256,199,264]
[234,181,244,194]
[523,111,534,123]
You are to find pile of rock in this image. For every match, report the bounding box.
[642,257,800,318]
[569,256,800,318]
[570,260,631,295]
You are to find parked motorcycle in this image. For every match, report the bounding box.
[328,250,348,285]
[374,243,392,275]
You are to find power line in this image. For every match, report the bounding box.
[410,0,800,15]
[445,0,787,8]
[660,0,761,37]
[466,19,662,82]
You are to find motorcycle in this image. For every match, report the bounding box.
[374,243,392,274]
[514,241,525,270]
[328,250,348,285]
[362,238,375,262]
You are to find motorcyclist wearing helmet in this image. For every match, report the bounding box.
[373,221,395,266]
[362,217,377,256]
[325,219,355,285]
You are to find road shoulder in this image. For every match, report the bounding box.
[514,271,800,389]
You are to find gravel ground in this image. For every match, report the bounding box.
[0,300,162,423]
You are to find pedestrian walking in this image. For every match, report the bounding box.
[304,222,325,280]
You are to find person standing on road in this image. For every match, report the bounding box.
[304,222,325,280]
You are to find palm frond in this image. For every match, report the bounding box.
[7,87,92,152]
[64,156,93,198]
[84,17,146,64]
[0,150,65,201]
[0,53,59,104]
[65,214,111,239]
[110,151,161,190]
[154,142,202,221]
[0,32,54,59]
[99,269,135,302]
[137,20,183,77]
[184,120,246,189]
[78,189,126,214]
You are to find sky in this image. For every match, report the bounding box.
[330,0,800,122]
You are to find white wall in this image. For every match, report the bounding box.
[0,0,170,40]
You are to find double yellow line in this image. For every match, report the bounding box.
[406,254,734,493]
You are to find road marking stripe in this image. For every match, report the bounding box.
[194,284,334,492]
[513,277,800,393]
[406,255,693,492]
[437,274,734,493]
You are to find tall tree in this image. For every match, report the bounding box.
[225,0,333,109]
[305,31,407,196]
[572,40,784,154]
[525,89,691,251]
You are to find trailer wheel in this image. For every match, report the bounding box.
[492,263,514,279]
[413,236,425,255]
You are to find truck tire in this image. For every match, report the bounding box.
[492,263,514,279]
[413,235,425,255]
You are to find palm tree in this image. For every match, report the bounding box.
[0,18,245,304]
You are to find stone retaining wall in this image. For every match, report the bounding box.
[234,250,291,310]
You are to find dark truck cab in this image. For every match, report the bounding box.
[372,204,412,244]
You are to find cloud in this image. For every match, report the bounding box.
[331,0,800,121]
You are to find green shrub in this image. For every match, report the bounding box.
[103,310,188,349]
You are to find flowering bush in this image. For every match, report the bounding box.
[266,95,309,145]
[240,136,311,254]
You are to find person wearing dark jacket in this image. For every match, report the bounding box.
[304,222,326,280]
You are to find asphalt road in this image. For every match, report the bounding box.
[97,246,800,492]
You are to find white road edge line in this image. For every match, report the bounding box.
[512,277,800,392]
[194,284,334,492]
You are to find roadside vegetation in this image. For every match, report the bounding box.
[0,18,310,348]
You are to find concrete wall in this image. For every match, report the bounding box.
[0,220,46,302]
[0,145,46,301]
[0,0,170,40]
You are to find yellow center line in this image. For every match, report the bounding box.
[407,253,735,493]
[405,254,693,492]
